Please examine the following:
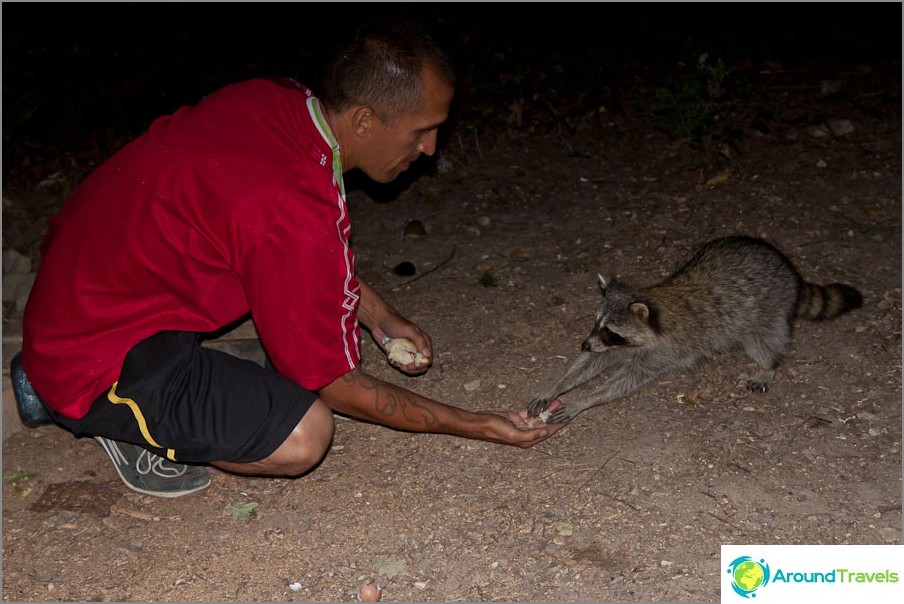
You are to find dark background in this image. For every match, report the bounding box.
[2,3,901,177]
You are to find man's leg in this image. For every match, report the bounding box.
[211,398,334,476]
[9,351,211,498]
[87,331,325,487]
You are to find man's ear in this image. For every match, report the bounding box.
[352,106,374,138]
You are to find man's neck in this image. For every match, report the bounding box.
[320,103,354,173]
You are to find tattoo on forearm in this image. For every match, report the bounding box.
[342,369,439,427]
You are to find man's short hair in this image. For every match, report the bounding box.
[320,17,456,126]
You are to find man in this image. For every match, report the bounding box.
[17,17,564,498]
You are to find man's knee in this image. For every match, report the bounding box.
[270,400,335,475]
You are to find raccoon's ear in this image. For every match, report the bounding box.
[630,301,661,332]
[597,274,610,293]
[629,302,649,321]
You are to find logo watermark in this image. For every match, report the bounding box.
[721,545,903,603]
[726,556,770,598]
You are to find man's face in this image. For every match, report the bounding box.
[359,66,454,183]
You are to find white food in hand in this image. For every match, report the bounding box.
[384,338,430,367]
[526,408,552,428]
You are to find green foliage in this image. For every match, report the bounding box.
[478,271,498,288]
[4,469,36,485]
[4,469,37,497]
[649,52,744,159]
[224,501,258,520]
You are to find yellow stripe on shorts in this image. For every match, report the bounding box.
[107,381,178,461]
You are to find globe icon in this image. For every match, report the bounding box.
[733,560,765,592]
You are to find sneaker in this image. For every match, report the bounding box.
[95,436,211,498]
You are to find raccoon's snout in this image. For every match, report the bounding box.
[581,337,609,353]
[583,325,626,352]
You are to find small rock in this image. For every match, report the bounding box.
[808,119,855,138]
[403,220,427,240]
[2,272,35,305]
[436,153,453,174]
[829,119,855,136]
[820,79,842,95]
[2,249,31,274]
[878,527,899,543]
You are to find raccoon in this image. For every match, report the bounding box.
[528,236,863,423]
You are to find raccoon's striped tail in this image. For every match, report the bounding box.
[796,282,863,321]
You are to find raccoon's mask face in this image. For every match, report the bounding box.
[581,275,656,353]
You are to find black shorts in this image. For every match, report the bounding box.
[47,331,318,463]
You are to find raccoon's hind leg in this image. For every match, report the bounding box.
[741,327,790,393]
[528,351,613,417]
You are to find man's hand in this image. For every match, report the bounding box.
[475,400,567,448]
[356,276,433,374]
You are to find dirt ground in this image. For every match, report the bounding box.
[2,37,902,603]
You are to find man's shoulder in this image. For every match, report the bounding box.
[188,78,328,167]
[204,77,312,107]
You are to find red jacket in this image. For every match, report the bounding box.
[23,79,361,418]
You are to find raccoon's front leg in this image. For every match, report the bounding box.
[528,351,613,417]
[546,358,662,423]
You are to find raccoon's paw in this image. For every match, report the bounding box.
[746,369,775,394]
[745,373,774,393]
[745,379,771,394]
[527,397,552,417]
[546,405,579,424]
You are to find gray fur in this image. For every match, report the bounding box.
[528,236,863,423]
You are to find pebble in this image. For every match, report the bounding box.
[357,583,381,602]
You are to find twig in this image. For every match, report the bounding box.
[111,505,159,522]
[601,491,640,512]
[809,101,839,142]
[704,510,733,525]
[577,448,622,491]
[444,149,468,170]
[390,246,457,291]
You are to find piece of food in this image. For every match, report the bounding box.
[526,408,552,428]
[384,338,430,368]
